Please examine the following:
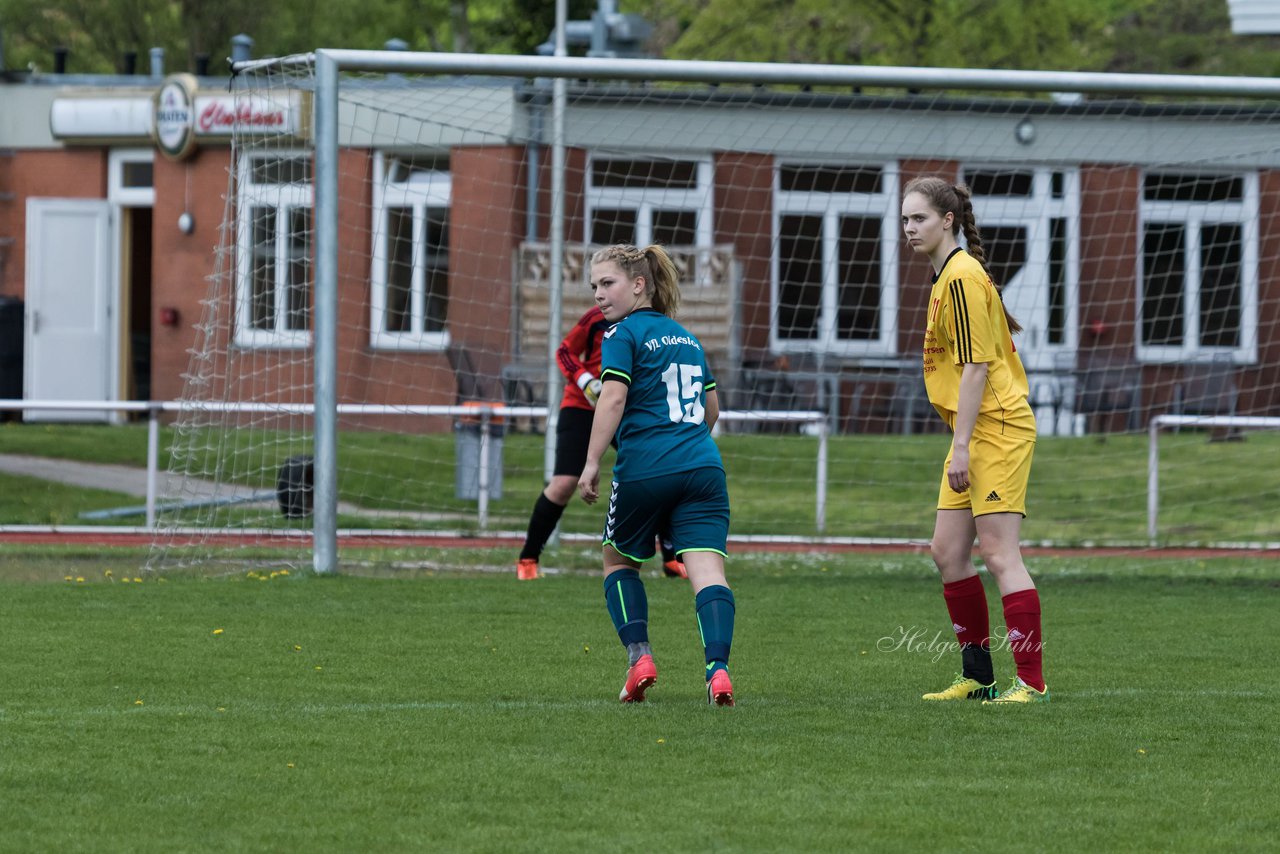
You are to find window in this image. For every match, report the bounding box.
[960,167,1079,371]
[585,156,713,249]
[371,153,451,350]
[235,153,313,347]
[772,163,899,356]
[1138,171,1257,363]
[108,149,155,206]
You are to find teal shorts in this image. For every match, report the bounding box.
[602,467,729,562]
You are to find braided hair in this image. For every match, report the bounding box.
[589,243,682,318]
[903,176,1023,334]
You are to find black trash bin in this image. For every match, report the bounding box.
[0,297,22,420]
[277,454,314,519]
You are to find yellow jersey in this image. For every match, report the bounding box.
[922,248,1035,439]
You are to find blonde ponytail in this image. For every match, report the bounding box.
[589,243,683,318]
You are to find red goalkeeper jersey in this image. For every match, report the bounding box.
[557,306,611,411]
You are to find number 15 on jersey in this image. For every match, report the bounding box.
[660,362,706,424]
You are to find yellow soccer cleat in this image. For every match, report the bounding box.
[923,673,999,701]
[983,677,1050,705]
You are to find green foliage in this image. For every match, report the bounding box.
[5,0,1280,78]
[638,0,1280,75]
[0,0,599,74]
[0,555,1276,849]
[1107,0,1280,76]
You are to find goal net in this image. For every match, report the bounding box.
[148,52,1280,573]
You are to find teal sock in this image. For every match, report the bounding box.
[695,584,735,680]
[625,641,652,666]
[604,568,649,647]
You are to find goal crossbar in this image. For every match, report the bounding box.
[257,50,1280,98]
[233,49,1280,573]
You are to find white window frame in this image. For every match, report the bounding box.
[1136,171,1259,365]
[959,165,1081,372]
[770,161,900,358]
[108,148,155,207]
[370,152,452,351]
[234,151,313,349]
[583,155,714,248]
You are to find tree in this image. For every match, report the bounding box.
[0,0,602,75]
[636,0,1280,77]
[0,0,184,74]
[6,0,1280,78]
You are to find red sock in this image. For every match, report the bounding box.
[1002,589,1045,691]
[942,574,990,649]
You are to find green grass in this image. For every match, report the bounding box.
[2,550,1278,851]
[3,422,1279,545]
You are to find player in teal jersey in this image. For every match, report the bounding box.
[578,244,737,707]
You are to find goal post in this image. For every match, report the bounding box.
[314,51,340,574]
[149,50,1280,574]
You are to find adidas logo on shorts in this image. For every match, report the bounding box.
[985,490,1001,502]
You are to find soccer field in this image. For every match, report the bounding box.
[1,548,1277,851]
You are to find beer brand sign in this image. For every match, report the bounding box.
[153,73,198,160]
[53,86,308,147]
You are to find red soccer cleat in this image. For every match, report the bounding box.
[707,669,735,707]
[662,559,688,579]
[515,558,540,580]
[619,654,658,703]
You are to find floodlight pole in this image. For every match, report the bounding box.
[313,51,339,574]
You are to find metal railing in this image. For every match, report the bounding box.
[1147,414,1280,542]
[0,399,829,533]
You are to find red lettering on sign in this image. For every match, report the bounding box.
[197,101,288,132]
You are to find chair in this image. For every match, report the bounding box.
[1076,351,1142,436]
[500,361,546,434]
[890,371,935,435]
[445,344,500,402]
[739,353,826,434]
[1174,356,1241,440]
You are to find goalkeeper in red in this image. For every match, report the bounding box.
[578,243,736,707]
[901,176,1048,705]
[516,306,686,580]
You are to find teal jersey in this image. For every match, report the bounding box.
[600,308,723,482]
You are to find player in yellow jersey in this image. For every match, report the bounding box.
[901,176,1048,705]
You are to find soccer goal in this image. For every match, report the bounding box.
[148,50,1280,574]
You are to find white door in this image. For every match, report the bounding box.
[24,199,114,421]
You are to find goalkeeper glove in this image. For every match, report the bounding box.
[578,373,604,407]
